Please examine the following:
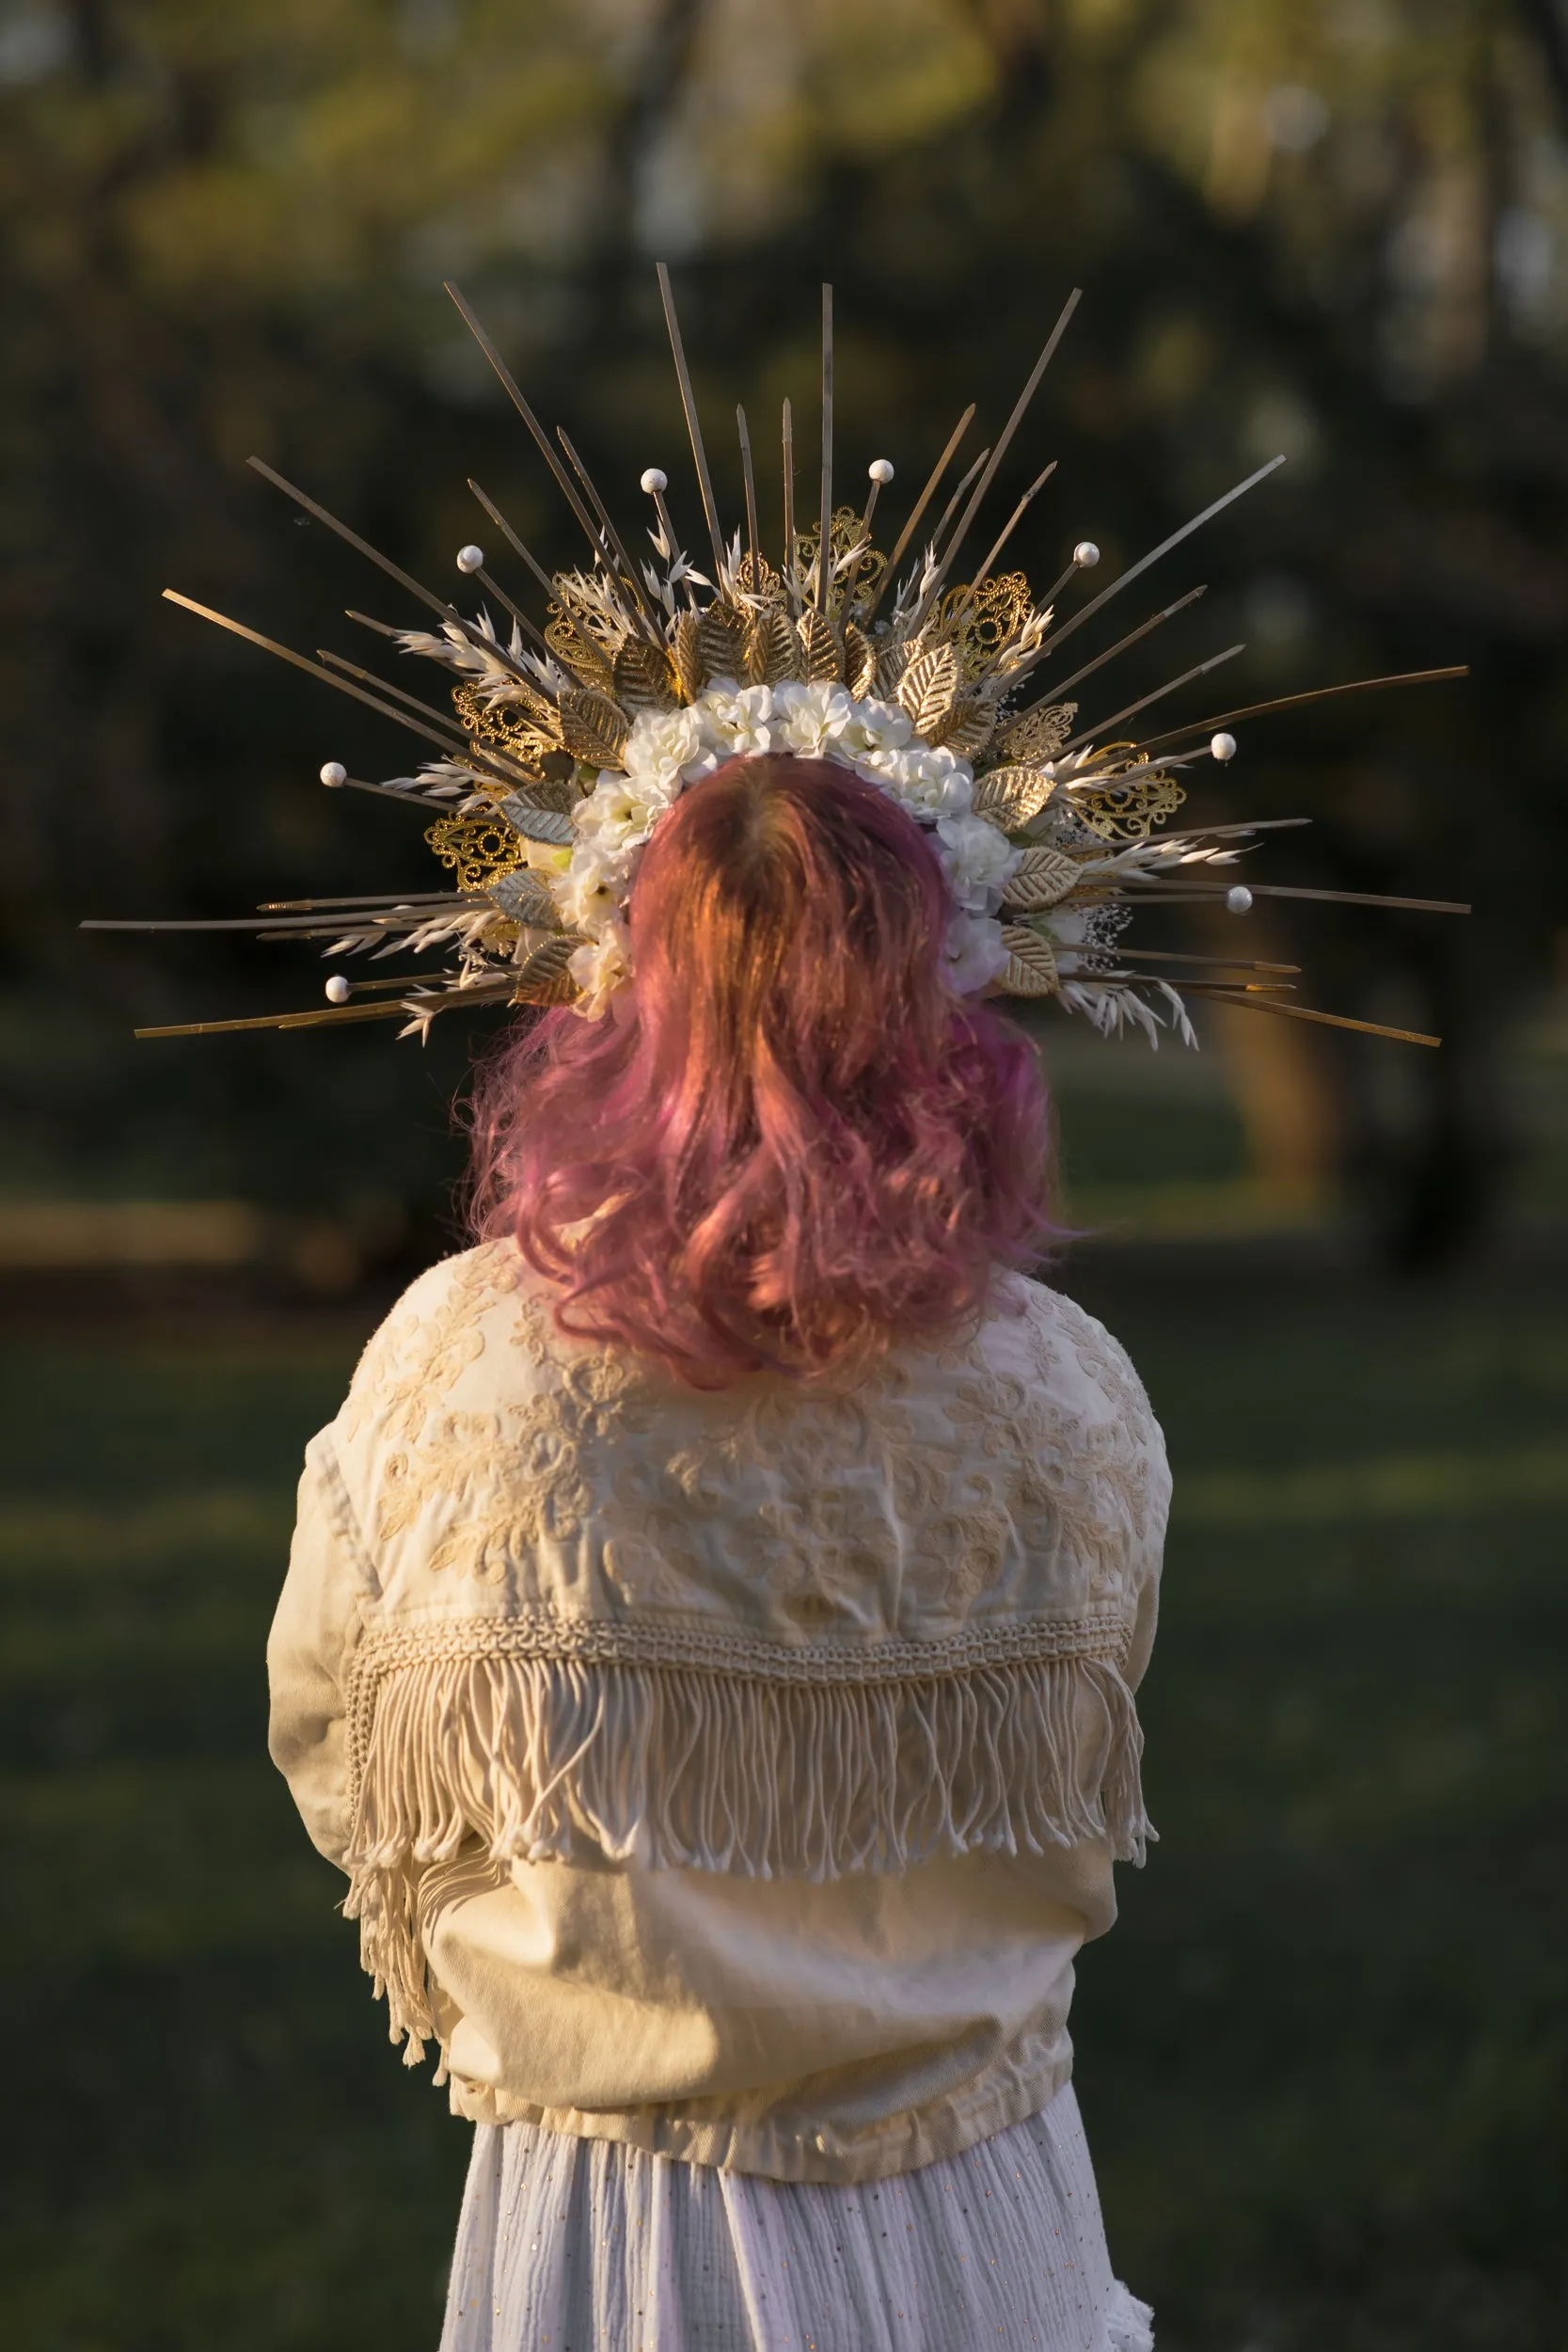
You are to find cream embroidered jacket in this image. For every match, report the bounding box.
[268,1241,1170,2183]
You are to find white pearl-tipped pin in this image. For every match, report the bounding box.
[867,459,895,485]
[640,469,668,495]
[1211,732,1238,762]
[319,761,347,788]
[456,545,484,574]
[1226,885,1254,914]
[324,974,352,1004]
[1072,540,1101,567]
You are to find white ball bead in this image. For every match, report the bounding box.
[1211,731,1238,762]
[319,761,347,788]
[324,974,352,1004]
[868,458,895,485]
[1226,884,1254,914]
[640,469,668,495]
[1072,540,1101,567]
[456,544,484,574]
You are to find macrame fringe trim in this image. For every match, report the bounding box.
[342,1647,1151,2062]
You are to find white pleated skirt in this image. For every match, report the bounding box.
[439,2085,1153,2352]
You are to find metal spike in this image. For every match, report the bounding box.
[816,282,833,612]
[1058,644,1246,752]
[444,282,609,561]
[245,458,531,689]
[655,262,726,579]
[1180,989,1442,1048]
[952,461,1056,612]
[1009,587,1209,708]
[161,591,530,785]
[930,447,990,565]
[736,405,759,564]
[782,398,797,608]
[1133,666,1471,753]
[910,288,1082,627]
[1036,455,1288,660]
[555,426,663,637]
[863,405,976,626]
[467,482,555,594]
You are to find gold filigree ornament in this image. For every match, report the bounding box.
[113,271,1469,1048]
[1065,755,1187,844]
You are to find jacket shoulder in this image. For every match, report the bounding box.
[337,1240,546,1449]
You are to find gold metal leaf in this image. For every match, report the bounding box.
[896,643,961,737]
[930,699,993,759]
[972,763,1057,827]
[612,638,679,714]
[796,608,843,683]
[999,926,1060,998]
[672,612,703,701]
[512,934,579,1007]
[697,601,749,684]
[843,621,876,699]
[488,868,564,927]
[1001,847,1080,912]
[557,686,630,769]
[873,642,908,700]
[754,606,802,687]
[996,701,1077,765]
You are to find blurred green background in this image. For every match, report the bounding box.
[1,0,1565,2345]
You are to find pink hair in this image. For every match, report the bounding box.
[467,754,1056,1386]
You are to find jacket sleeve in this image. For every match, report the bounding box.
[267,1428,377,1872]
[1121,1419,1171,1695]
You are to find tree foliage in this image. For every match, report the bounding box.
[2,0,1563,1256]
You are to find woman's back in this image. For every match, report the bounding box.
[271,1236,1165,2181]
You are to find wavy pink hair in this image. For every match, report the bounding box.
[467,754,1055,1386]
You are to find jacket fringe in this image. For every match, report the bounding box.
[341,1640,1152,2062]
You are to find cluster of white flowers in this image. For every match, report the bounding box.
[545,679,1020,1014]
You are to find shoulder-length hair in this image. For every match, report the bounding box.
[467,754,1055,1386]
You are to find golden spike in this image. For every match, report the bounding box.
[444,282,610,562]
[816,282,833,612]
[316,651,476,730]
[135,998,428,1038]
[736,405,759,564]
[655,262,727,579]
[863,405,976,627]
[1058,644,1246,752]
[246,458,531,691]
[1180,988,1442,1048]
[1134,666,1471,753]
[1036,455,1287,660]
[1015,587,1209,708]
[954,461,1057,611]
[929,446,990,564]
[555,427,663,639]
[160,592,530,787]
[911,288,1082,628]
[782,397,797,610]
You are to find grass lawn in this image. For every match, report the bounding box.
[1,1255,1563,2350]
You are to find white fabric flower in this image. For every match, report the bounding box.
[623,704,709,784]
[700,682,779,755]
[552,677,1020,1013]
[934,813,1020,913]
[943,914,1009,995]
[553,846,630,937]
[770,679,856,755]
[566,923,631,1017]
